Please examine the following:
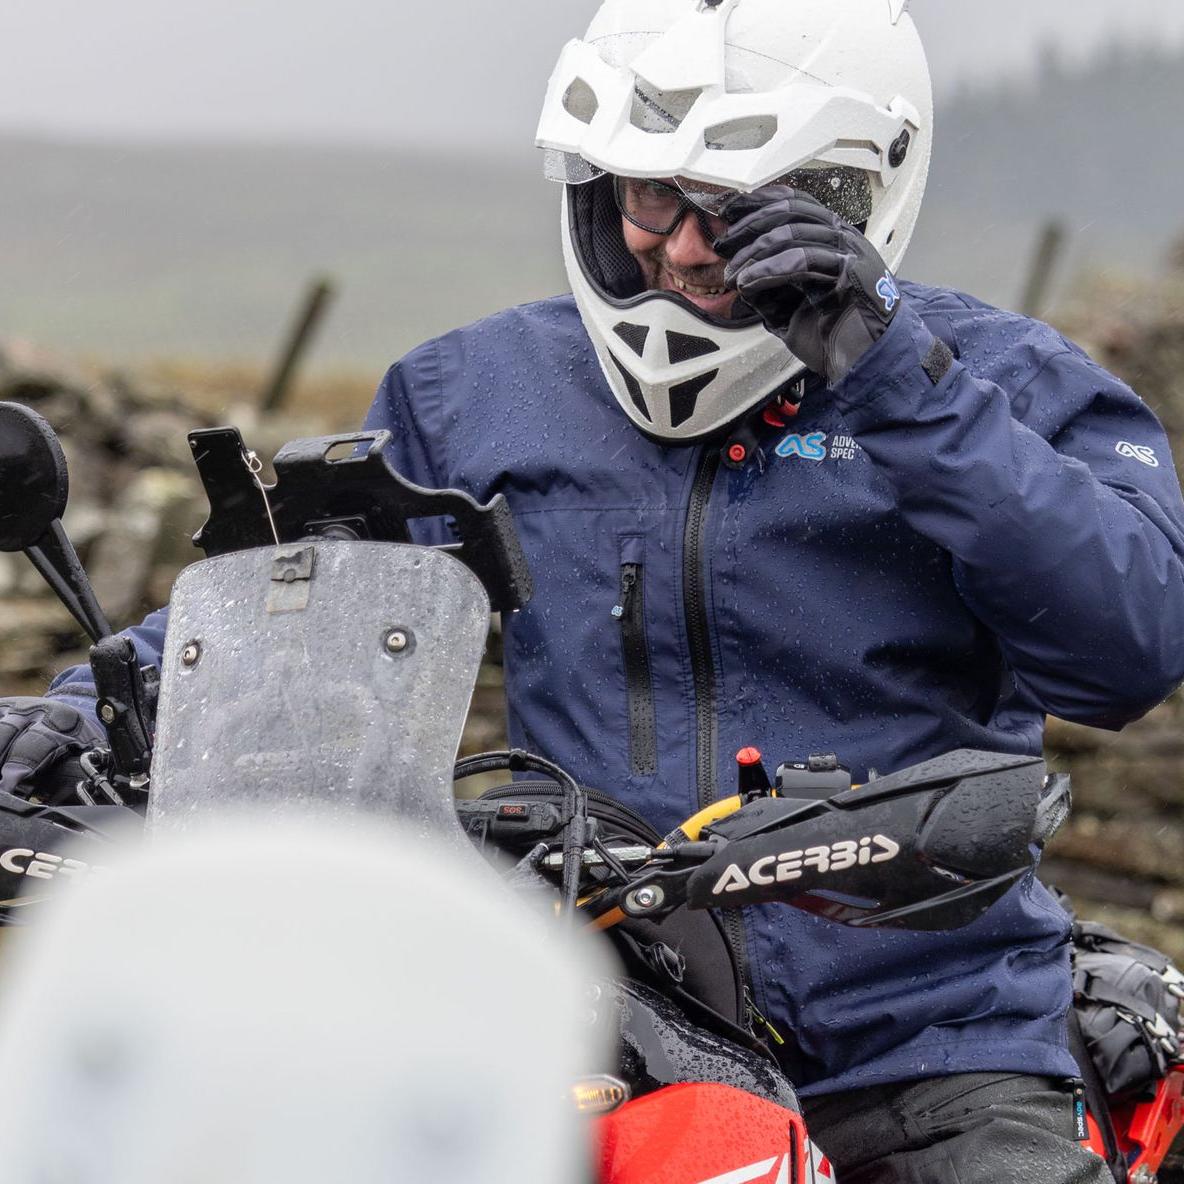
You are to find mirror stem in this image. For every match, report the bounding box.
[25,520,112,643]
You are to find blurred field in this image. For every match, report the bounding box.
[135,357,379,431]
[2,40,1181,375]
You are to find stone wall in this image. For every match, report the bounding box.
[1,344,212,695]
[1041,256,1184,956]
[3,254,1184,955]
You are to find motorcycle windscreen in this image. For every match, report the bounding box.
[147,541,490,839]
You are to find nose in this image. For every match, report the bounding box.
[665,211,723,269]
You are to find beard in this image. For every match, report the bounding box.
[631,243,739,318]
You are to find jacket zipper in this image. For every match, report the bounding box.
[684,448,721,813]
[614,563,657,777]
[745,987,786,1047]
[683,447,758,1030]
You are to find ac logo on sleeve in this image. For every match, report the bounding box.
[1116,441,1160,468]
[876,272,901,313]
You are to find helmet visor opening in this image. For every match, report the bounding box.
[546,150,873,231]
[568,176,761,328]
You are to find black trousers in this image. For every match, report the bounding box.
[802,1073,1114,1184]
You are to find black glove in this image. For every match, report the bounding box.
[0,697,102,802]
[715,187,901,386]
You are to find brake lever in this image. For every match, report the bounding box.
[75,747,150,811]
[569,843,723,929]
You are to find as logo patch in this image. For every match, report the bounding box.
[876,272,901,313]
[775,431,827,462]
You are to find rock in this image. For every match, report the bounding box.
[0,599,76,681]
[0,345,329,689]
[1050,817,1184,887]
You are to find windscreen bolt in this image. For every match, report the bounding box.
[180,641,201,667]
[384,629,409,654]
[628,885,664,913]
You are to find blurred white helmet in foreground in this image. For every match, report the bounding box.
[536,0,933,442]
[0,820,610,1183]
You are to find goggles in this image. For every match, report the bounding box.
[604,164,874,237]
[613,176,729,240]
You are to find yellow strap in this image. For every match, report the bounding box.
[589,906,627,932]
[665,794,744,844]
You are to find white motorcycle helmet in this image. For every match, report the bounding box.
[535,0,933,443]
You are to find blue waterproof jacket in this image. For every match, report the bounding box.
[51,282,1184,1096]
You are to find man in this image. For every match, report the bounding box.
[8,0,1184,1179]
[365,3,1184,1178]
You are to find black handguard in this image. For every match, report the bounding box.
[685,750,1050,931]
[0,791,136,923]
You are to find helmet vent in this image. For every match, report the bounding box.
[562,78,599,125]
[666,331,719,364]
[670,370,718,428]
[610,353,652,422]
[704,115,778,152]
[613,322,650,357]
[630,83,701,134]
[835,138,881,156]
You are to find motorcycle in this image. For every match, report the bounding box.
[0,398,1180,1183]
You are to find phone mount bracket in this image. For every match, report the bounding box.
[187,427,532,613]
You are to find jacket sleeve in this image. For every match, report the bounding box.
[364,350,455,546]
[831,301,1184,729]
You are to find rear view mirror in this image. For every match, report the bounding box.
[0,401,111,642]
[0,400,69,552]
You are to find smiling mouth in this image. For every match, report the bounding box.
[666,272,729,298]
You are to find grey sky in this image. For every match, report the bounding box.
[3,0,1183,152]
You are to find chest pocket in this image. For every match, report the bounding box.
[614,535,657,777]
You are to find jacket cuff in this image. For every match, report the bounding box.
[830,302,952,428]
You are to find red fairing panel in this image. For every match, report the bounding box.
[597,1082,818,1184]
[1086,1066,1184,1177]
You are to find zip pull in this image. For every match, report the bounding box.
[611,564,639,620]
[745,987,786,1046]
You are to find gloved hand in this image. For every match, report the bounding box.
[715,187,902,386]
[0,697,102,802]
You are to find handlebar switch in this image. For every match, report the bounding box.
[735,747,772,798]
[776,753,852,799]
[455,799,565,850]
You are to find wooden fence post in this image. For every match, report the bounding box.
[260,277,336,413]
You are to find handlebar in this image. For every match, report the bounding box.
[463,748,1067,936]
